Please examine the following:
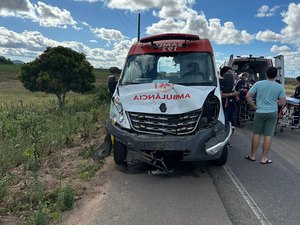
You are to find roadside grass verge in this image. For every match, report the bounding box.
[0,75,111,224]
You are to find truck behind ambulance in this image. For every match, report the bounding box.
[107,33,232,171]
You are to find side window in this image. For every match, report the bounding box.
[122,56,143,83]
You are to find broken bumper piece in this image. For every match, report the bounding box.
[107,120,231,162]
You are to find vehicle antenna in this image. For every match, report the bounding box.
[137,13,141,42]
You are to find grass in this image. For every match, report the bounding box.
[0,63,112,224]
[0,63,21,72]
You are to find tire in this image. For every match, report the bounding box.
[113,140,127,165]
[210,145,228,166]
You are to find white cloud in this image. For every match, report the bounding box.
[105,0,253,45]
[106,0,195,14]
[0,26,132,69]
[271,45,291,54]
[280,3,300,46]
[0,0,30,11]
[35,2,77,28]
[146,17,253,45]
[255,5,279,18]
[106,0,162,12]
[256,30,283,42]
[146,18,185,34]
[271,47,300,77]
[92,27,125,41]
[74,0,99,2]
[82,21,92,30]
[0,27,58,51]
[208,19,253,44]
[0,0,77,29]
[107,0,252,45]
[255,3,300,77]
[0,0,36,19]
[255,3,300,48]
[90,40,98,43]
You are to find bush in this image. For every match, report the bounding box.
[57,185,74,212]
[93,85,111,105]
[0,180,8,202]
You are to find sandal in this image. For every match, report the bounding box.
[260,159,272,164]
[245,156,256,161]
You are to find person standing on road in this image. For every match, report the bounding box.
[245,66,286,164]
[291,76,300,99]
[235,72,249,126]
[219,67,239,146]
[290,76,300,124]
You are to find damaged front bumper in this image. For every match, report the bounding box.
[107,120,232,163]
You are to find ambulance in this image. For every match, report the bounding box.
[107,33,232,171]
[223,54,285,85]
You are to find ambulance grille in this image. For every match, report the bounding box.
[128,109,202,135]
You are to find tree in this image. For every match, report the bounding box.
[0,56,13,64]
[19,46,95,108]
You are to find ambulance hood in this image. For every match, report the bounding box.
[117,83,216,114]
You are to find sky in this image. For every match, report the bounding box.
[0,0,300,78]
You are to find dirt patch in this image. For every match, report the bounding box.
[56,157,114,225]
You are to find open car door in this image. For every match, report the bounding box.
[274,55,285,86]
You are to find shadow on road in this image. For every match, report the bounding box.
[116,160,208,177]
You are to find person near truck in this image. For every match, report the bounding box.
[245,66,286,164]
[291,76,300,99]
[235,72,249,126]
[219,66,239,147]
[290,76,300,124]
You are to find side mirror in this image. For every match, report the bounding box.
[108,75,117,95]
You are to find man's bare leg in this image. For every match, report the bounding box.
[261,136,272,162]
[250,134,260,160]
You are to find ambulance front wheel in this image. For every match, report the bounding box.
[113,140,127,165]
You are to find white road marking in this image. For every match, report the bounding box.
[223,165,272,225]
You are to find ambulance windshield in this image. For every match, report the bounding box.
[121,52,216,86]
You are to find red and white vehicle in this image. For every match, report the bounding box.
[107,33,232,170]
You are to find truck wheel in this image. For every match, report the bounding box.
[210,145,228,166]
[113,140,127,165]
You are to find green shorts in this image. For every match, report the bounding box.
[253,112,278,136]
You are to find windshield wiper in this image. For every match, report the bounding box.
[122,81,141,85]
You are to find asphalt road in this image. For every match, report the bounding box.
[209,122,300,225]
[90,162,231,225]
[82,121,299,225]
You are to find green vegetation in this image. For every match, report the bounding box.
[19,46,96,108]
[57,185,75,212]
[0,63,111,224]
[0,56,13,64]
[77,160,103,181]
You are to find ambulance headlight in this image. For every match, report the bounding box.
[110,95,130,129]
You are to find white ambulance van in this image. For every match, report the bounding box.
[107,33,232,171]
